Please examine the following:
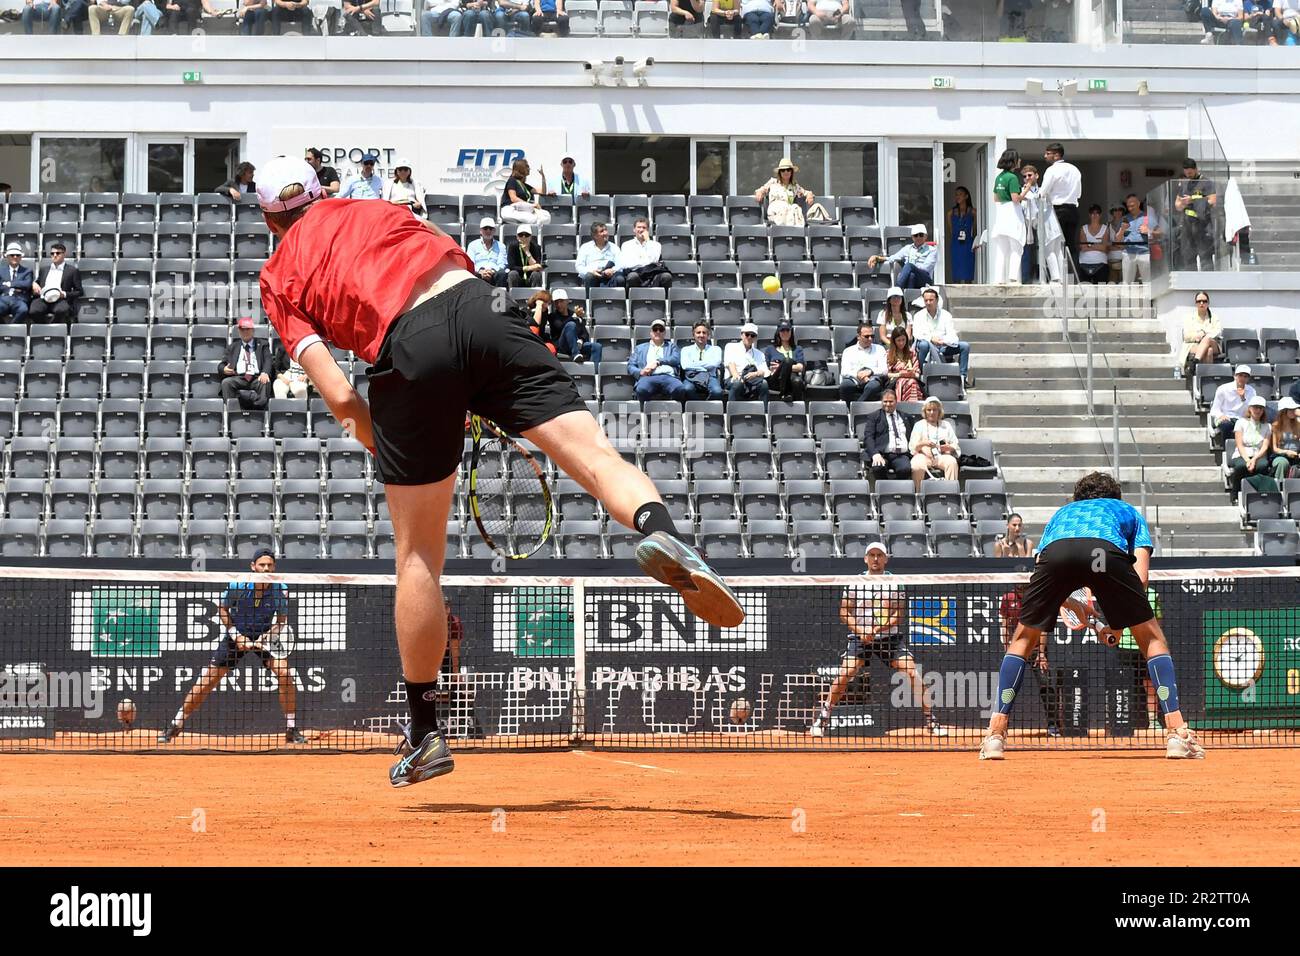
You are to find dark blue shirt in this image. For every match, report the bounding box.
[223,581,287,638]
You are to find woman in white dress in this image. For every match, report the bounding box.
[989,149,1026,285]
[382,158,428,219]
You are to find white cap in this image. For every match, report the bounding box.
[740,322,760,335]
[516,224,532,235]
[922,395,944,408]
[255,156,323,213]
[479,216,497,230]
[866,541,888,555]
[650,318,667,330]
[1248,395,1267,408]
[552,288,569,301]
[3,243,22,256]
[394,157,413,170]
[1278,397,1299,411]
[887,286,904,299]
[1234,364,1253,376]
[911,224,928,236]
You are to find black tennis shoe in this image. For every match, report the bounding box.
[157,724,181,744]
[635,532,746,628]
[285,728,307,744]
[389,725,455,788]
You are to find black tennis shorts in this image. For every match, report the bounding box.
[366,278,587,485]
[210,635,272,670]
[843,632,913,667]
[1018,537,1155,632]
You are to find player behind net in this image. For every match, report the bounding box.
[158,548,305,744]
[979,472,1204,760]
[253,157,744,787]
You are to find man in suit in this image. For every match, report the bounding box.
[861,388,914,480]
[29,242,84,324]
[220,316,274,409]
[0,243,34,324]
[628,318,688,403]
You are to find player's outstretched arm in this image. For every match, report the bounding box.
[1132,547,1152,589]
[298,340,374,450]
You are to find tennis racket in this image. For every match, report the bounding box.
[257,624,295,660]
[466,414,554,559]
[1059,588,1094,631]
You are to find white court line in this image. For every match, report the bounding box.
[572,751,681,774]
[899,812,924,817]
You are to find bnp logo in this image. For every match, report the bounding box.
[513,588,574,659]
[91,588,162,658]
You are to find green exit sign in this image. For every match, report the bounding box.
[932,76,956,90]
[1088,79,1108,92]
[182,71,203,84]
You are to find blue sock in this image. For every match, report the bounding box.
[1146,654,1181,716]
[995,654,1029,716]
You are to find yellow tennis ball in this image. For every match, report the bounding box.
[762,275,781,294]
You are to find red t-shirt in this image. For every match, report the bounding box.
[259,199,474,365]
[1000,590,1022,630]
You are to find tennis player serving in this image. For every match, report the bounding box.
[254,157,744,787]
[979,472,1204,760]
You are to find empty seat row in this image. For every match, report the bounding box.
[0,225,272,261]
[1,192,264,226]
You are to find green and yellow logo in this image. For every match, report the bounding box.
[513,587,575,659]
[91,587,162,658]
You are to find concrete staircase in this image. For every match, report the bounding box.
[948,284,1252,555]
[1238,173,1300,273]
[1123,0,1204,44]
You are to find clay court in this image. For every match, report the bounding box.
[3,748,1297,867]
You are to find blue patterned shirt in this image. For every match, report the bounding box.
[223,581,288,638]
[1037,498,1153,556]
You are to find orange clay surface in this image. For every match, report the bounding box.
[2,750,1298,867]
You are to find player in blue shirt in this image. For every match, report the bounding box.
[158,549,305,745]
[979,472,1205,760]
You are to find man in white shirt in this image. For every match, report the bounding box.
[912,287,972,386]
[1210,365,1257,446]
[465,217,509,287]
[862,389,914,480]
[805,0,854,37]
[1040,142,1082,269]
[1199,0,1245,43]
[577,221,619,290]
[838,321,889,403]
[723,323,771,405]
[548,156,592,199]
[680,321,724,401]
[614,217,672,289]
[338,153,384,200]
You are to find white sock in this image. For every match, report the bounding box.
[172,709,185,727]
[286,714,296,728]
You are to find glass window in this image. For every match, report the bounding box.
[38,137,126,193]
[736,141,783,197]
[829,142,879,200]
[594,136,691,195]
[195,138,242,195]
[147,143,186,194]
[694,140,729,196]
[790,142,826,197]
[898,146,935,234]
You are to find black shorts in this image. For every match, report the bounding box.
[366,278,588,485]
[210,635,272,670]
[1019,538,1155,632]
[843,632,913,667]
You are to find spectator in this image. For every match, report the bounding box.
[629,318,688,403]
[1039,142,1081,269]
[499,158,552,229]
[1179,291,1221,379]
[1276,1,1300,43]
[613,217,673,289]
[216,162,257,203]
[577,222,618,290]
[493,0,532,34]
[994,513,1033,558]
[862,389,914,480]
[1077,204,1111,284]
[866,225,936,290]
[271,0,313,33]
[28,242,82,324]
[331,0,383,33]
[304,148,341,196]
[0,244,34,324]
[885,325,922,404]
[1201,0,1245,42]
[220,317,273,410]
[837,321,889,404]
[21,0,66,32]
[274,355,310,400]
[909,396,960,489]
[460,0,493,34]
[947,186,977,284]
[740,0,780,37]
[419,0,463,33]
[680,321,724,401]
[163,0,220,35]
[466,217,509,287]
[998,583,1061,737]
[1020,164,1043,284]
[1121,193,1157,285]
[668,0,703,35]
[1249,0,1278,41]
[1174,158,1218,272]
[507,224,545,289]
[1210,365,1256,446]
[550,290,600,364]
[763,320,806,401]
[989,149,1026,286]
[531,0,568,34]
[526,290,558,355]
[912,287,971,387]
[804,0,854,38]
[708,0,742,36]
[1270,397,1300,482]
[338,153,384,200]
[723,322,771,406]
[87,0,135,32]
[875,286,911,346]
[1228,396,1271,496]
[383,159,428,218]
[546,156,591,200]
[1106,205,1126,283]
[754,158,814,227]
[237,0,270,33]
[901,0,925,36]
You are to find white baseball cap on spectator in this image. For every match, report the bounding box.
[1234,364,1253,376]
[4,243,22,256]
[1248,395,1267,408]
[740,322,760,336]
[479,217,497,230]
[394,158,413,172]
[866,541,888,555]
[516,224,532,236]
[255,156,322,213]
[552,289,569,301]
[887,286,904,300]
[911,224,928,236]
[650,318,667,331]
[1278,397,1298,411]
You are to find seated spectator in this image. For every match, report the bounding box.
[383,159,428,218]
[862,389,914,481]
[237,0,270,33]
[909,396,960,490]
[1229,396,1271,495]
[549,290,600,364]
[499,158,552,228]
[1211,365,1257,446]
[87,0,135,33]
[754,158,814,228]
[1179,291,1221,379]
[994,513,1033,558]
[274,356,310,400]
[912,287,971,386]
[531,0,568,35]
[668,0,703,36]
[804,0,854,38]
[507,225,545,288]
[272,0,313,33]
[724,323,771,406]
[763,320,806,401]
[466,217,509,287]
[494,0,532,34]
[220,317,273,410]
[885,325,923,404]
[304,148,341,196]
[838,322,889,404]
[546,156,591,199]
[29,242,82,324]
[460,0,493,34]
[1276,1,1300,44]
[1245,0,1278,41]
[330,0,383,34]
[21,0,66,32]
[1270,397,1300,482]
[1107,205,1126,283]
[876,286,911,346]
[740,0,780,37]
[708,0,742,36]
[613,217,673,289]
[419,0,462,33]
[0,244,34,324]
[1077,205,1111,284]
[629,319,688,403]
[526,291,558,355]
[338,153,384,200]
[216,162,257,203]
[163,0,222,36]
[1121,193,1158,285]
[577,222,618,290]
[681,321,724,401]
[867,225,937,290]
[1201,0,1246,43]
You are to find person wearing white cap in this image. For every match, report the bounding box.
[629,318,688,403]
[0,243,33,324]
[548,290,601,365]
[252,155,744,785]
[465,217,509,287]
[1210,365,1256,446]
[866,223,937,290]
[507,224,545,289]
[875,285,911,346]
[1268,397,1299,484]
[382,159,428,219]
[723,323,771,406]
[1228,395,1271,496]
[908,396,960,490]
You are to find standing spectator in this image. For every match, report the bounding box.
[237,0,270,33]
[804,0,854,38]
[1180,292,1221,379]
[876,286,911,346]
[1228,396,1271,496]
[680,321,724,401]
[1121,193,1157,285]
[1020,164,1043,284]
[577,222,618,290]
[220,317,273,410]
[989,149,1025,286]
[1269,397,1300,482]
[460,0,493,35]
[1106,205,1126,283]
[708,0,742,35]
[912,287,971,386]
[507,225,545,289]
[866,225,937,290]
[550,290,600,364]
[723,323,771,406]
[531,0,568,34]
[21,0,66,32]
[763,320,806,401]
[909,396,960,489]
[1174,158,1218,272]
[383,159,428,219]
[613,217,673,289]
[338,154,384,200]
[947,186,977,284]
[466,217,509,287]
[1201,0,1245,42]
[838,322,889,404]
[629,319,688,403]
[304,148,341,196]
[0,244,34,324]
[1210,365,1256,446]
[87,0,135,32]
[499,158,552,229]
[994,513,1033,558]
[1039,142,1081,270]
[861,389,914,481]
[216,162,257,203]
[999,584,1061,737]
[754,158,814,227]
[884,326,922,404]
[493,0,532,34]
[272,0,313,33]
[274,356,311,399]
[420,0,464,33]
[740,0,780,37]
[1077,204,1111,284]
[28,242,82,324]
[668,0,703,35]
[546,157,591,200]
[331,0,383,33]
